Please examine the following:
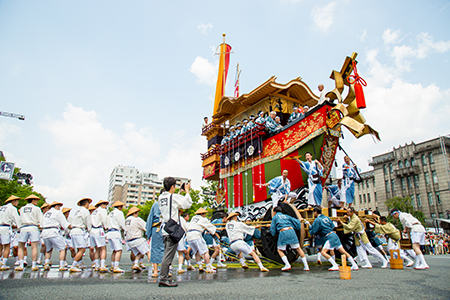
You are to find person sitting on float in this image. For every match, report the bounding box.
[255,111,266,124]
[248,115,256,130]
[234,123,242,138]
[241,119,250,133]
[265,111,282,133]
[303,105,309,114]
[288,106,303,123]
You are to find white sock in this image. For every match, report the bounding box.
[332,255,335,261]
[93,259,99,267]
[100,259,105,268]
[19,259,24,268]
[328,258,338,268]
[133,260,139,266]
[178,263,183,270]
[14,256,18,262]
[418,254,428,266]
[281,255,289,266]
[210,258,215,265]
[3,258,7,265]
[347,256,357,267]
[301,256,308,268]
[139,258,143,263]
[32,261,36,268]
[257,262,264,269]
[317,252,322,261]
[116,261,120,267]
[39,253,44,261]
[239,258,245,265]
[24,256,27,261]
[197,261,202,266]
[72,261,78,267]
[186,260,191,266]
[44,259,50,264]
[60,261,65,267]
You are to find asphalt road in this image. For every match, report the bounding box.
[0,255,449,300]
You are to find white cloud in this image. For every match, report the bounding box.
[197,23,213,35]
[189,56,218,86]
[310,2,337,31]
[389,32,450,71]
[0,122,21,146]
[382,29,401,45]
[37,104,160,207]
[360,30,367,42]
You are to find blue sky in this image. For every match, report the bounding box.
[1,0,449,208]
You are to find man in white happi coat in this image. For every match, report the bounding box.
[107,200,126,273]
[125,206,149,272]
[0,195,21,271]
[158,177,193,288]
[37,202,50,265]
[391,209,429,269]
[68,197,92,272]
[16,195,43,271]
[41,201,72,271]
[90,200,109,272]
[185,208,218,273]
[225,212,269,272]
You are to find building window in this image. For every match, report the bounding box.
[414,175,419,187]
[427,192,433,205]
[366,180,369,188]
[439,212,444,218]
[405,159,410,167]
[363,194,366,203]
[424,172,430,185]
[383,165,387,175]
[431,213,436,218]
[411,157,415,166]
[401,178,406,190]
[417,194,422,207]
[374,192,377,202]
[359,195,362,204]
[422,154,427,165]
[391,179,395,191]
[410,195,415,208]
[432,171,438,184]
[373,178,376,187]
[389,163,393,173]
[407,176,412,188]
[385,181,390,193]
[429,153,434,164]
[436,192,441,204]
[367,194,371,203]
[398,161,403,169]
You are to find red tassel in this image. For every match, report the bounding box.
[348,61,367,109]
[354,82,366,109]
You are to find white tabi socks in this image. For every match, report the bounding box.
[301,256,309,271]
[327,258,339,271]
[281,256,291,270]
[348,256,359,270]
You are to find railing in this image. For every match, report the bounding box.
[394,165,420,177]
[200,124,267,160]
[201,123,220,135]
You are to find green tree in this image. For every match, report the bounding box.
[385,196,426,230]
[0,157,45,208]
[200,180,218,207]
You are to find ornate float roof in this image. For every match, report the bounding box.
[212,76,319,124]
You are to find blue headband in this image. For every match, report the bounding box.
[390,210,400,216]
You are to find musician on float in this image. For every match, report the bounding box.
[265,111,282,133]
[288,106,302,123]
[295,153,324,207]
[255,111,266,124]
[325,179,345,208]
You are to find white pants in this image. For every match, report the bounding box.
[230,240,253,255]
[278,243,300,251]
[356,237,385,263]
[19,231,40,243]
[108,238,122,252]
[89,235,106,248]
[44,236,66,252]
[387,238,412,260]
[187,238,208,255]
[72,234,88,249]
[0,233,11,245]
[130,241,150,256]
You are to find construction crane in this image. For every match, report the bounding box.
[0,111,25,121]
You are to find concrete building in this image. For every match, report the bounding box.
[107,165,190,207]
[354,136,450,218]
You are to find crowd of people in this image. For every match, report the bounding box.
[0,175,435,289]
[423,233,449,255]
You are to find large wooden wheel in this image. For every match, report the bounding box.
[258,202,306,264]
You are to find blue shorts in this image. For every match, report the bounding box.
[323,232,342,250]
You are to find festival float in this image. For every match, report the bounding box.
[201,34,381,263]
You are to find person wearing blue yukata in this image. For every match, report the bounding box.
[288,106,302,123]
[221,132,230,145]
[295,153,324,207]
[265,111,282,133]
[248,115,255,129]
[228,125,236,141]
[255,111,266,125]
[309,207,359,271]
[325,179,345,208]
[341,156,360,207]
[262,170,291,212]
[241,119,249,133]
[146,200,164,278]
[234,123,242,137]
[270,206,309,271]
